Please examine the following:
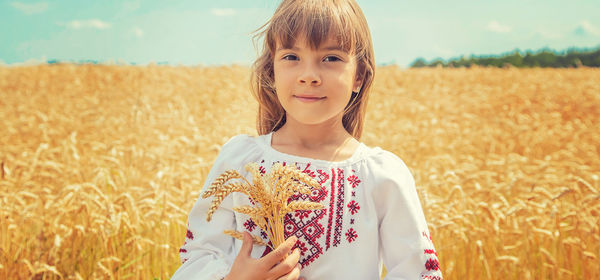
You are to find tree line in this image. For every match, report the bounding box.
[410,46,600,68]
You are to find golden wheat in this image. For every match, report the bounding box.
[206,182,249,221]
[0,64,598,279]
[202,170,245,198]
[223,230,268,247]
[203,162,324,249]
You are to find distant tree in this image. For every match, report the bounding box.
[535,51,557,67]
[523,52,538,67]
[591,49,600,67]
[504,51,523,67]
[410,57,427,68]
[454,56,471,67]
[430,58,445,68]
[411,46,600,68]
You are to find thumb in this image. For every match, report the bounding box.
[240,231,254,257]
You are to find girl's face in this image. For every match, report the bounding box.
[273,35,363,127]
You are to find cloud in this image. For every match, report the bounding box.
[210,8,236,17]
[574,20,599,36]
[486,20,511,33]
[10,1,48,14]
[132,27,144,38]
[58,19,112,30]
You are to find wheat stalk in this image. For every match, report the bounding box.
[204,162,324,249]
[223,230,269,247]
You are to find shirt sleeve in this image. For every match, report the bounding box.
[170,135,252,280]
[372,151,443,280]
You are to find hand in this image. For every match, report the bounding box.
[224,231,306,280]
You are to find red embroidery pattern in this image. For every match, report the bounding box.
[302,163,316,178]
[345,170,361,244]
[295,209,312,219]
[286,210,326,266]
[347,200,360,215]
[261,208,327,268]
[345,228,358,243]
[239,161,363,269]
[422,231,433,242]
[325,168,336,250]
[425,258,440,271]
[332,168,345,247]
[421,231,443,279]
[259,162,329,268]
[244,218,257,231]
[424,249,438,256]
[295,240,308,255]
[260,230,268,240]
[347,174,361,188]
[180,224,194,263]
[316,169,330,184]
[259,160,266,174]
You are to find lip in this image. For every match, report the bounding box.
[294,95,326,103]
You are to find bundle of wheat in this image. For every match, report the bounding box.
[202,162,324,249]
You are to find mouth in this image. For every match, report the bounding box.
[294,95,326,103]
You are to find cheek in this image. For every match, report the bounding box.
[273,65,291,90]
[272,71,289,104]
[333,73,356,94]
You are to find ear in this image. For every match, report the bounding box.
[353,62,366,92]
[353,73,364,93]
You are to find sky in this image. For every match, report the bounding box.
[1,0,600,67]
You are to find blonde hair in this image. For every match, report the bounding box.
[251,0,375,140]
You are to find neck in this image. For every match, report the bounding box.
[274,113,353,149]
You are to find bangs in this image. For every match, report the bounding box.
[265,0,361,54]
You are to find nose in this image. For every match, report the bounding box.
[298,62,321,86]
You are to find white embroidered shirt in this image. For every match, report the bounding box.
[171,132,443,280]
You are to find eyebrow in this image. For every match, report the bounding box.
[322,45,344,51]
[276,45,345,52]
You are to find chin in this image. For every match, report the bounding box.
[289,114,336,126]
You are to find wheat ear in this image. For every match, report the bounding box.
[244,163,271,209]
[202,170,244,199]
[223,230,270,248]
[233,205,266,217]
[273,164,321,202]
[280,166,321,190]
[285,201,324,212]
[206,182,249,221]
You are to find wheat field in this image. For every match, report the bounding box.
[0,64,598,279]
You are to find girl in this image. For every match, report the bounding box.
[172,0,443,279]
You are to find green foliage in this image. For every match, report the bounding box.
[410,46,600,68]
[411,57,427,68]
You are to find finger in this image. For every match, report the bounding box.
[239,231,254,258]
[276,263,301,280]
[263,235,298,266]
[269,248,301,277]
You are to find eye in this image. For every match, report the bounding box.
[323,56,342,62]
[282,54,299,61]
